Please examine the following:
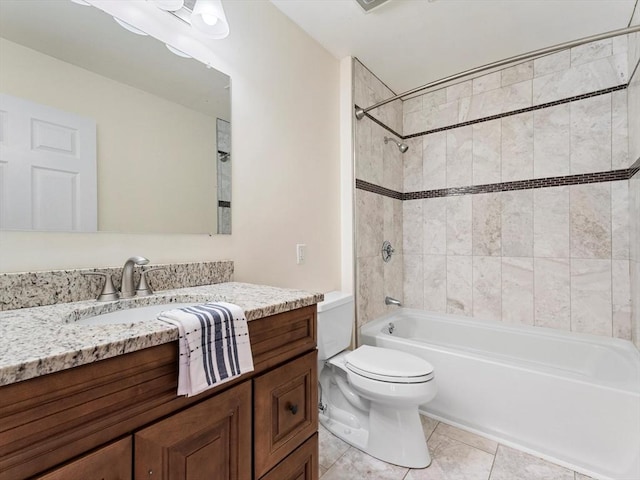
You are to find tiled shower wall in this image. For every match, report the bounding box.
[355,34,637,341]
[629,10,640,348]
[354,60,404,326]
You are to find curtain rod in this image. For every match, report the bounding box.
[355,25,640,120]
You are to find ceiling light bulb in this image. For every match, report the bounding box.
[201,13,219,26]
[152,0,185,11]
[191,0,229,39]
[113,17,148,36]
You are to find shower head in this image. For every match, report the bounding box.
[384,136,409,154]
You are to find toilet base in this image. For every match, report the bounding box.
[367,403,431,468]
[320,403,431,469]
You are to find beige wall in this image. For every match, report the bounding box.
[0,38,218,234]
[0,1,343,294]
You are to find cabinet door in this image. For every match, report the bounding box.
[260,434,318,480]
[254,351,318,478]
[134,380,251,480]
[35,437,131,480]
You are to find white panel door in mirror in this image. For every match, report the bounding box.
[0,93,97,231]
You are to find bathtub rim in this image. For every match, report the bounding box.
[360,308,640,394]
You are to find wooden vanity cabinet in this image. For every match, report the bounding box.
[35,437,133,480]
[0,305,318,480]
[135,380,252,480]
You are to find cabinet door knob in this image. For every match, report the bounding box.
[287,403,298,415]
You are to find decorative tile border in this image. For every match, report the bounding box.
[218,200,231,208]
[355,179,403,200]
[0,260,234,311]
[355,84,628,141]
[404,169,631,199]
[631,157,640,179]
[403,85,627,139]
[356,160,640,201]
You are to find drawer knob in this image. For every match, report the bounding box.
[287,403,298,415]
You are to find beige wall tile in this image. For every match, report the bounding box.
[423,254,447,312]
[502,61,534,87]
[613,259,631,340]
[356,189,383,258]
[447,255,473,315]
[501,190,533,257]
[571,258,612,335]
[357,256,385,326]
[472,193,502,256]
[534,258,571,330]
[446,195,472,255]
[403,137,423,193]
[423,132,447,190]
[533,186,570,258]
[611,180,629,260]
[472,256,502,321]
[533,104,570,178]
[501,112,533,181]
[423,197,447,255]
[446,126,473,187]
[403,200,423,255]
[570,183,612,259]
[612,90,629,169]
[403,254,424,309]
[472,119,501,185]
[502,257,534,325]
[570,94,612,174]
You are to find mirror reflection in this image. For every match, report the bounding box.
[0,0,231,234]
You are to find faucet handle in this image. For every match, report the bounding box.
[82,272,120,302]
[136,266,166,297]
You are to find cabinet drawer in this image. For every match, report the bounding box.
[35,437,132,480]
[260,434,318,480]
[248,305,316,374]
[254,351,318,478]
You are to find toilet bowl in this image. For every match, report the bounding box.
[317,292,437,468]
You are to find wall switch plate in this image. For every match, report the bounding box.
[296,244,306,265]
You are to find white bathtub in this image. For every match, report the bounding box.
[360,309,640,480]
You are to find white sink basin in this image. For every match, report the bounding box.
[75,303,198,325]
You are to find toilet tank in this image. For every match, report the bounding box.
[317,291,354,361]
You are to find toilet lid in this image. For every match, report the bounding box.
[345,345,434,383]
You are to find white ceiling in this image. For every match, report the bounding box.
[270,0,637,95]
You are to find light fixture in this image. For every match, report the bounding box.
[113,17,149,36]
[191,0,229,39]
[152,0,185,11]
[166,44,192,58]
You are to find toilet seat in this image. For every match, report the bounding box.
[345,345,434,384]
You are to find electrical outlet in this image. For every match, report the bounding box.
[296,244,306,265]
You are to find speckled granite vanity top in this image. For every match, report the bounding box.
[0,282,323,386]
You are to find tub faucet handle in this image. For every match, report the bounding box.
[385,296,402,307]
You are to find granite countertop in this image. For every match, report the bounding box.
[0,282,324,386]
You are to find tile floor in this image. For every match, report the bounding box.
[319,415,593,480]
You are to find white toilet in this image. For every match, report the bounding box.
[317,292,437,468]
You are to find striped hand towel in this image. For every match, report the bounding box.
[158,302,254,397]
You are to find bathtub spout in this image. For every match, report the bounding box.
[385,296,402,307]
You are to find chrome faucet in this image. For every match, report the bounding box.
[120,256,149,298]
[385,296,402,307]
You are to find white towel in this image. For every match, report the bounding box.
[158,302,254,397]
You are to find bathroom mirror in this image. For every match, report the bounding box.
[0,0,231,235]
